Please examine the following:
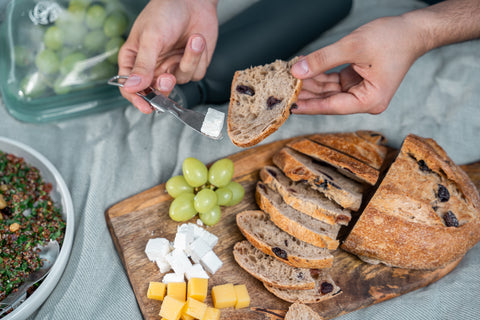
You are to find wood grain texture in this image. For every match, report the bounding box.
[105,135,479,320]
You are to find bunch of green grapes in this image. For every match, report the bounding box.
[166,157,245,226]
[17,0,129,98]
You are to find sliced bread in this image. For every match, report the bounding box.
[287,138,379,185]
[285,302,323,320]
[264,268,342,304]
[341,134,480,269]
[255,182,340,250]
[309,130,388,170]
[236,210,334,269]
[227,59,302,148]
[260,165,351,226]
[233,240,316,290]
[273,147,364,211]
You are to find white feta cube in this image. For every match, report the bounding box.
[165,248,192,276]
[177,223,194,235]
[173,230,193,251]
[186,238,211,264]
[155,259,171,274]
[185,263,209,280]
[162,272,185,283]
[189,223,207,239]
[145,238,171,262]
[198,230,218,249]
[200,250,223,275]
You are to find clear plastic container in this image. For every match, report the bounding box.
[0,0,146,123]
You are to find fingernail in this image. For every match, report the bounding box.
[292,59,309,76]
[158,76,174,91]
[191,36,204,52]
[124,75,141,88]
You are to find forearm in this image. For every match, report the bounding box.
[403,0,480,54]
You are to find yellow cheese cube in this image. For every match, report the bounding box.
[159,296,186,320]
[234,284,250,309]
[167,282,187,302]
[184,297,208,319]
[180,313,194,320]
[202,307,221,320]
[147,281,167,301]
[211,283,236,309]
[187,278,208,302]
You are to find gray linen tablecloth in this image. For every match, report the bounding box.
[1,0,479,319]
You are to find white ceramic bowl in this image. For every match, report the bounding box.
[0,137,74,320]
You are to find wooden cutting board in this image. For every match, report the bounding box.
[105,135,480,320]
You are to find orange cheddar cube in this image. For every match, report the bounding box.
[147,282,167,301]
[202,306,221,320]
[167,282,187,302]
[211,283,236,309]
[184,297,208,319]
[187,278,208,302]
[159,296,186,320]
[234,284,250,309]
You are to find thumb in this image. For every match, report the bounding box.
[291,40,351,79]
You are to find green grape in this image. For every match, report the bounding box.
[224,181,245,206]
[67,1,87,24]
[105,36,124,64]
[35,49,60,75]
[199,205,221,226]
[60,52,87,75]
[215,187,233,206]
[208,158,234,187]
[166,175,194,198]
[19,72,48,98]
[83,30,107,53]
[169,193,197,222]
[89,60,117,81]
[85,4,107,29]
[53,76,71,95]
[43,26,63,51]
[62,22,87,47]
[14,46,34,67]
[182,157,208,188]
[103,10,129,38]
[194,189,217,214]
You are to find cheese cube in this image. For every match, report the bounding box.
[200,250,223,274]
[166,248,192,276]
[180,314,194,320]
[202,307,221,320]
[186,238,211,263]
[147,282,167,301]
[162,272,185,284]
[184,297,207,319]
[187,278,208,302]
[174,230,193,251]
[156,258,172,274]
[145,238,171,262]
[198,230,218,249]
[185,264,209,281]
[211,283,236,309]
[167,282,187,302]
[234,284,250,309]
[159,296,186,320]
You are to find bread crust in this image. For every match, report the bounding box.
[341,134,480,269]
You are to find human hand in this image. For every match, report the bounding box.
[117,0,219,113]
[290,15,429,115]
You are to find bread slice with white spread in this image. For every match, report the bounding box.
[227,59,302,148]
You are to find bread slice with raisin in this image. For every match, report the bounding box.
[255,182,340,250]
[341,134,480,270]
[287,137,380,185]
[236,210,334,269]
[233,240,317,290]
[264,268,342,303]
[273,147,364,211]
[259,166,351,226]
[227,59,302,148]
[285,302,323,320]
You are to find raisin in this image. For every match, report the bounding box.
[297,272,305,280]
[418,160,431,172]
[272,247,288,260]
[266,96,282,109]
[284,239,289,247]
[310,269,321,278]
[266,168,277,178]
[443,211,459,227]
[320,282,334,294]
[437,184,450,202]
[236,85,255,96]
